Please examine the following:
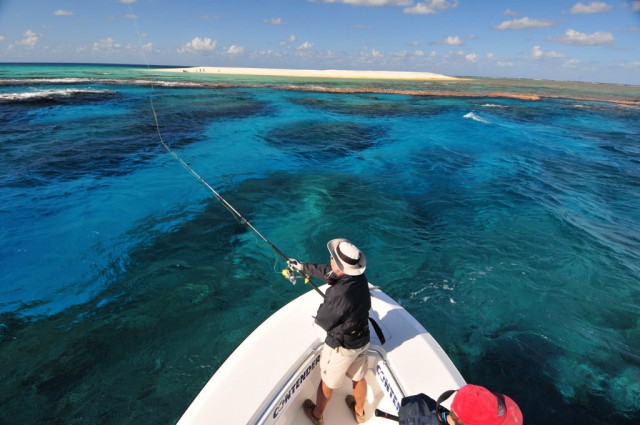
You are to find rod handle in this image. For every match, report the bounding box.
[375,409,399,422]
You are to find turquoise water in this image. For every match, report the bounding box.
[1,63,639,424]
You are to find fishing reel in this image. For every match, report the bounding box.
[283,260,326,298]
[282,261,310,285]
[281,268,310,285]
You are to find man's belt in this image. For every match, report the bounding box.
[328,327,370,342]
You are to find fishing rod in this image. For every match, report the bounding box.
[148,104,325,298]
[126,5,324,298]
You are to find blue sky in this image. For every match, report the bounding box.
[1,0,639,84]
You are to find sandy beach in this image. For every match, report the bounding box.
[152,66,639,106]
[158,66,460,81]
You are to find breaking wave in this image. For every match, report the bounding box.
[0,78,209,89]
[463,111,490,123]
[0,88,117,103]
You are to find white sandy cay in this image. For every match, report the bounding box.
[157,66,459,81]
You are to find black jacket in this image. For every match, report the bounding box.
[304,262,371,349]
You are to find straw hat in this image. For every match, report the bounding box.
[327,238,366,276]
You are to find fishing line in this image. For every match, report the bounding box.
[126,4,324,296]
[126,5,282,254]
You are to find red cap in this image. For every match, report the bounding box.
[451,384,523,425]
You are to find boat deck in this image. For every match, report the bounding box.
[275,350,401,425]
[178,284,465,424]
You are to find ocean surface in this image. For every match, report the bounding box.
[1,63,638,425]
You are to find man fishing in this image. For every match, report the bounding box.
[289,238,371,425]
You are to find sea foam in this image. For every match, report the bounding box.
[463,111,489,123]
[0,89,116,102]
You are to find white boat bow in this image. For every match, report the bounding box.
[178,284,465,424]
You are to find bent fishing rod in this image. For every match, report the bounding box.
[126,3,324,299]
[147,102,325,298]
[128,4,387,346]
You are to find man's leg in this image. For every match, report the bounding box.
[352,378,367,417]
[313,380,333,419]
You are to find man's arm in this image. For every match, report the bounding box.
[302,262,332,281]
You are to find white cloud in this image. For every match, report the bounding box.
[0,36,5,42]
[465,53,478,62]
[53,10,73,16]
[225,45,245,55]
[503,8,518,16]
[546,50,565,58]
[179,37,217,53]
[554,29,614,45]
[532,45,566,59]
[443,35,463,45]
[280,35,297,45]
[266,18,285,25]
[497,61,515,67]
[393,50,409,60]
[125,14,137,20]
[315,0,412,5]
[494,17,555,30]
[404,0,459,14]
[118,0,138,4]
[632,0,640,11]
[570,2,612,14]
[298,41,313,50]
[316,0,459,14]
[251,49,283,60]
[16,29,39,48]
[92,37,121,52]
[532,45,544,59]
[563,59,581,66]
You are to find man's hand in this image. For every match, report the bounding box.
[288,259,304,271]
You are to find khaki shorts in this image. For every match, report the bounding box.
[320,343,370,389]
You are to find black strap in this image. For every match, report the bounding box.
[337,244,360,265]
[494,392,507,417]
[436,390,456,406]
[435,390,456,425]
[369,316,386,344]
